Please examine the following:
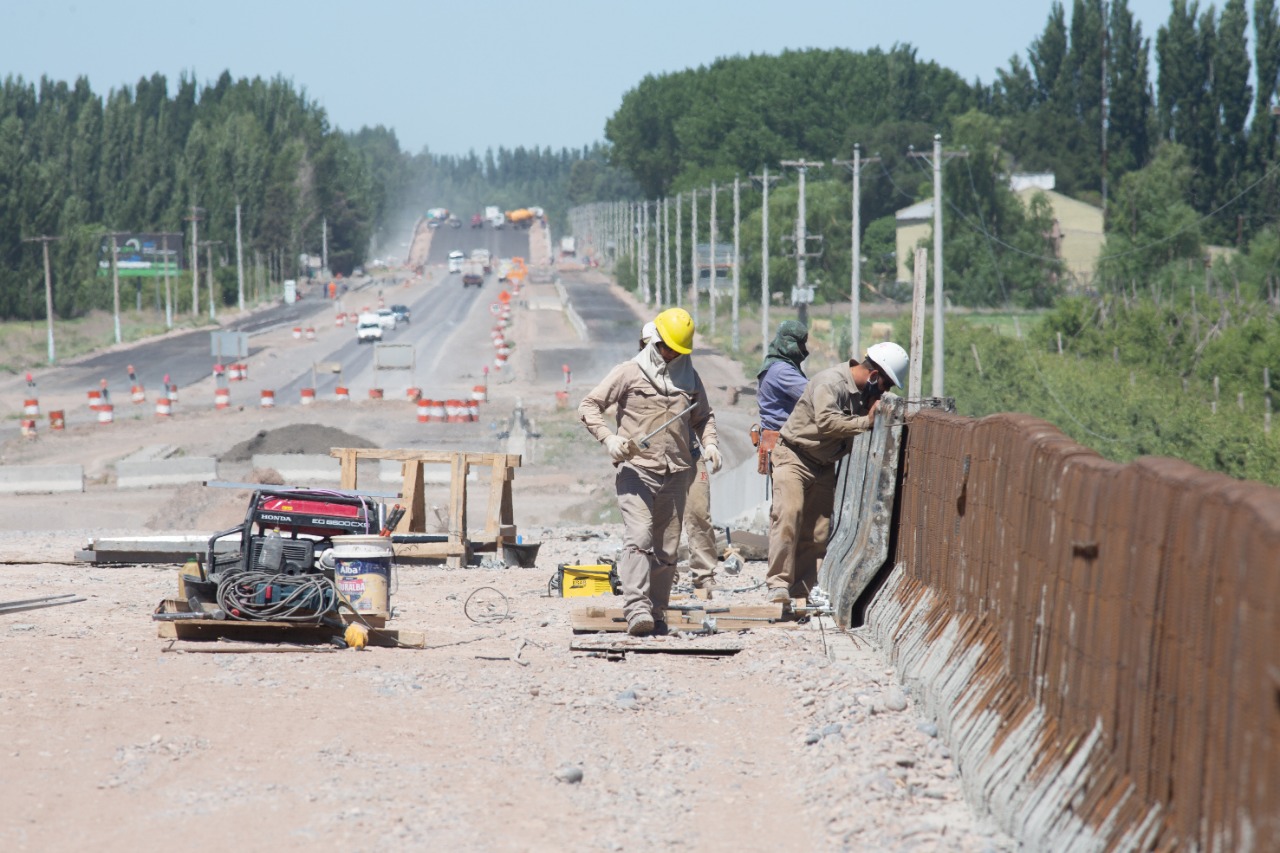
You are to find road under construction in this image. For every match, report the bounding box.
[0,211,1274,852]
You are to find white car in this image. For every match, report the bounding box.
[356,314,383,344]
[448,250,465,274]
[376,308,397,330]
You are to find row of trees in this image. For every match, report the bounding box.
[600,1,1280,310]
[0,72,379,320]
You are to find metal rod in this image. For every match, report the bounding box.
[0,597,85,616]
[0,593,79,609]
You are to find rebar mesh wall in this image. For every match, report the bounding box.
[886,409,1280,849]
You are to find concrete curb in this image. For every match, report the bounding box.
[556,280,589,342]
[252,454,340,482]
[0,464,84,494]
[117,457,218,489]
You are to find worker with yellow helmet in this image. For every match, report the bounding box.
[579,307,721,636]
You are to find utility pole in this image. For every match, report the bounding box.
[709,182,717,336]
[732,175,741,351]
[23,235,60,363]
[235,202,245,312]
[834,144,880,359]
[105,231,128,344]
[751,166,781,356]
[185,206,203,316]
[675,192,683,309]
[160,231,181,330]
[321,216,328,273]
[690,189,699,327]
[662,197,671,308]
[640,202,650,304]
[908,135,967,397]
[201,240,223,321]
[780,160,825,326]
[1100,0,1109,219]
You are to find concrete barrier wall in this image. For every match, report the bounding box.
[117,457,217,489]
[858,409,1280,850]
[0,464,84,494]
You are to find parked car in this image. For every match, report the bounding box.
[376,307,398,330]
[390,304,411,325]
[356,314,383,343]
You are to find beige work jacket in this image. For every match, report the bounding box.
[578,361,717,475]
[779,360,874,466]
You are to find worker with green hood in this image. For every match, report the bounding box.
[753,320,809,473]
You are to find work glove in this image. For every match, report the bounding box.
[703,444,723,474]
[604,434,639,463]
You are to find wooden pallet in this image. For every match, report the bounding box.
[331,448,520,568]
[570,637,743,658]
[570,602,791,634]
[152,599,424,648]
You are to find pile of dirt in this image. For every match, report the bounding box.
[221,424,375,463]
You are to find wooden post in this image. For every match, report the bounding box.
[1266,367,1273,435]
[338,450,359,489]
[447,454,469,568]
[400,461,424,533]
[971,343,983,376]
[1213,375,1220,415]
[1057,332,1063,356]
[908,247,927,407]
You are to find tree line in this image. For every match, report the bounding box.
[0,71,382,320]
[601,0,1280,309]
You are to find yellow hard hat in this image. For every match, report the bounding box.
[653,308,694,354]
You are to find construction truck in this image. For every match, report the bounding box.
[470,248,492,274]
[485,205,505,229]
[506,208,534,229]
[461,259,485,288]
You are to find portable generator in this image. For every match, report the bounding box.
[185,488,383,620]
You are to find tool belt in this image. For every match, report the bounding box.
[756,429,780,475]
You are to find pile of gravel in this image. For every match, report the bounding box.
[221,424,376,463]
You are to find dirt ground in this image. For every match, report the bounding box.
[0,268,1010,851]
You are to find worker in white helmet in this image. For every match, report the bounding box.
[765,341,909,603]
[579,308,721,636]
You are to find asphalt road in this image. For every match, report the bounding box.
[426,224,530,266]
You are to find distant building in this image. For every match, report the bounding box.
[894,173,1105,288]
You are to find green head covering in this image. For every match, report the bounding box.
[758,320,809,378]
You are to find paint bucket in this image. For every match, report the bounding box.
[405,387,421,402]
[23,398,39,416]
[98,404,114,425]
[155,397,172,417]
[331,534,392,617]
[49,410,64,430]
[131,384,146,403]
[20,418,37,438]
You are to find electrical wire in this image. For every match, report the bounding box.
[216,571,338,622]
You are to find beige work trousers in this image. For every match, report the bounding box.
[683,457,717,587]
[766,441,835,598]
[616,464,692,623]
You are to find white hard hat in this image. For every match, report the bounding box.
[866,341,909,388]
[640,321,658,345]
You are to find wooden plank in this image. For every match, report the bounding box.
[392,541,466,559]
[338,450,359,489]
[569,603,791,634]
[570,638,742,656]
[446,454,469,569]
[484,457,505,538]
[329,448,521,467]
[400,460,424,533]
[157,621,424,648]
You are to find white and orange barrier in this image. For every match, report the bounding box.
[131,384,146,404]
[335,386,350,402]
[417,399,431,423]
[214,388,230,409]
[300,388,316,405]
[98,404,114,425]
[368,388,384,400]
[155,397,172,417]
[260,390,276,408]
[23,398,39,416]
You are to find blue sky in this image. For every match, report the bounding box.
[7,1,1182,156]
